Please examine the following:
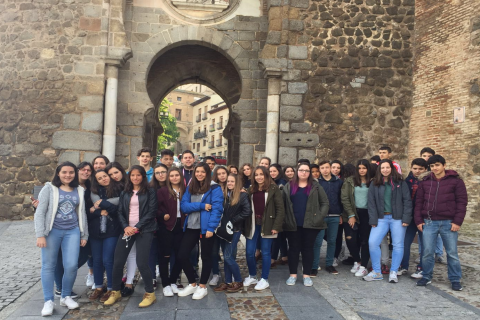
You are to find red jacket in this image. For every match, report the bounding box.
[414,170,468,226]
[156,187,185,231]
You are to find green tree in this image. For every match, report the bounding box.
[157,98,180,153]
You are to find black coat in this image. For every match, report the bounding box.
[223,192,252,232]
[118,188,158,233]
[88,186,122,239]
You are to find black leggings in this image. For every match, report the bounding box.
[286,227,320,275]
[174,228,215,285]
[112,232,154,293]
[344,208,371,267]
[334,223,344,258]
[158,219,183,287]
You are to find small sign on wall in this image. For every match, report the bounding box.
[453,107,465,124]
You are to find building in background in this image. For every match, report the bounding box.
[190,94,228,159]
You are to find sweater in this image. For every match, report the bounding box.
[367,179,412,225]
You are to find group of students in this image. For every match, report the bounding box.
[34,145,468,317]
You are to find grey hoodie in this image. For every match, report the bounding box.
[34,182,89,240]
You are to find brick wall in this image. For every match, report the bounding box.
[410,0,480,220]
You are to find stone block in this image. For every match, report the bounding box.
[74,62,95,75]
[119,126,143,137]
[288,82,308,94]
[52,131,102,151]
[279,133,319,147]
[280,121,290,132]
[298,149,316,161]
[234,21,259,31]
[64,114,81,129]
[17,168,34,182]
[239,31,255,41]
[288,46,308,59]
[133,12,158,23]
[240,129,261,144]
[281,94,303,106]
[82,112,103,131]
[291,123,310,132]
[0,170,14,183]
[266,31,281,45]
[78,95,104,111]
[15,144,39,156]
[83,152,100,163]
[280,106,303,121]
[233,99,257,111]
[278,147,297,166]
[290,0,309,8]
[84,5,102,18]
[3,157,24,167]
[25,156,51,166]
[0,145,12,156]
[239,144,254,165]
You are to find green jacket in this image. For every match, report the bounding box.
[243,184,285,239]
[341,177,358,222]
[283,181,329,231]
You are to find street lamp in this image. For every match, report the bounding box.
[159,110,169,119]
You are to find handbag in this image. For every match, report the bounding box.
[215,194,234,243]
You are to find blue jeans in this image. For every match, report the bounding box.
[42,227,80,301]
[220,232,242,283]
[211,235,221,275]
[419,233,443,257]
[55,241,91,291]
[421,219,462,282]
[313,216,339,268]
[401,220,420,270]
[90,236,118,290]
[369,215,406,273]
[246,225,274,280]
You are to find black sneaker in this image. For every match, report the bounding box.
[416,278,431,286]
[121,286,134,297]
[55,290,78,298]
[326,266,339,275]
[310,269,318,277]
[342,256,355,266]
[451,282,463,291]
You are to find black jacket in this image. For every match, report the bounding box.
[88,186,122,239]
[224,192,252,232]
[318,175,343,216]
[118,188,158,233]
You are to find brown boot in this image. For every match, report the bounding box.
[214,283,231,292]
[100,290,112,303]
[89,288,103,301]
[226,282,243,293]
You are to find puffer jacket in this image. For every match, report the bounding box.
[414,170,468,226]
[367,179,412,225]
[117,188,158,233]
[283,180,330,231]
[224,192,252,232]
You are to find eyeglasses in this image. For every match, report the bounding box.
[155,171,168,175]
[79,168,91,173]
[298,169,310,173]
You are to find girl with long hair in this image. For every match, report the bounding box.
[214,173,252,293]
[240,163,253,190]
[150,163,168,190]
[243,166,284,291]
[35,162,88,316]
[269,163,288,267]
[156,167,186,297]
[106,162,127,185]
[104,166,158,308]
[283,166,295,181]
[341,159,373,277]
[177,163,224,300]
[92,155,110,172]
[88,170,123,302]
[227,165,239,175]
[283,163,329,286]
[363,160,412,283]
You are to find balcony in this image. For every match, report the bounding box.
[194,131,207,139]
[217,122,223,130]
[196,115,201,123]
[216,139,222,147]
[208,141,214,149]
[209,124,215,132]
[202,113,208,120]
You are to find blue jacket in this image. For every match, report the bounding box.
[318,175,343,215]
[181,182,224,234]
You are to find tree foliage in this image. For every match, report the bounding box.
[157,98,180,153]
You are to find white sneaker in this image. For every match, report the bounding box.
[317,266,322,271]
[192,286,208,300]
[156,265,160,278]
[209,274,220,286]
[389,271,398,283]
[243,275,258,287]
[163,286,174,297]
[414,257,420,264]
[41,300,55,316]
[60,296,79,310]
[254,278,269,291]
[411,269,423,279]
[85,273,94,287]
[338,245,346,261]
[397,268,408,276]
[332,258,339,267]
[170,283,179,294]
[92,283,96,290]
[178,284,197,297]
[350,262,360,273]
[355,266,368,277]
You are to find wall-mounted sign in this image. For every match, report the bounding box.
[453,107,465,124]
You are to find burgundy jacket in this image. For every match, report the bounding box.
[414,170,468,226]
[157,187,185,231]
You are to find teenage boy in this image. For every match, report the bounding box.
[310,164,320,181]
[180,150,195,186]
[378,146,402,174]
[420,147,435,161]
[160,149,175,168]
[204,156,216,172]
[297,158,311,166]
[312,161,343,275]
[370,155,380,164]
[259,156,271,168]
[399,158,428,279]
[137,147,154,182]
[414,155,468,291]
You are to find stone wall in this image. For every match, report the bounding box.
[409,0,480,220]
[264,0,414,167]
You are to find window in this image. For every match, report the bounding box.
[204,106,207,113]
[203,140,206,146]
[218,151,222,156]
[177,96,182,101]
[212,153,216,156]
[197,143,200,150]
[175,109,182,120]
